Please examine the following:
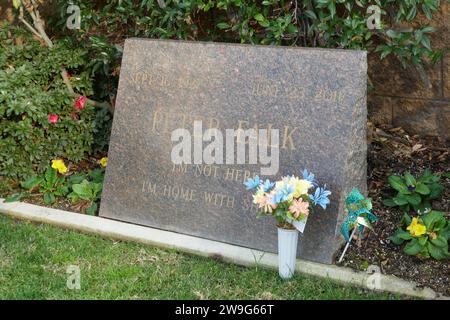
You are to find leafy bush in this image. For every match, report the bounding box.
[0,25,108,178]
[92,102,113,152]
[65,167,104,215]
[389,211,449,260]
[383,170,444,213]
[51,0,447,67]
[41,0,447,108]
[68,178,103,215]
[6,159,105,215]
[21,166,69,204]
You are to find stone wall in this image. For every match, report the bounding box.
[368,2,450,140]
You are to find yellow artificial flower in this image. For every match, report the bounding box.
[51,159,68,174]
[275,179,286,189]
[288,176,312,198]
[252,186,265,204]
[100,157,108,167]
[406,217,427,237]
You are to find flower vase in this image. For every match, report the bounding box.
[277,227,299,279]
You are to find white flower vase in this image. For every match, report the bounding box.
[277,227,299,279]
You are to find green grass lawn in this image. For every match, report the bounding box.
[0,214,401,300]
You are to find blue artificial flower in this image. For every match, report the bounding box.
[244,176,261,190]
[275,183,295,203]
[302,169,318,187]
[267,192,277,205]
[309,186,331,209]
[261,179,275,192]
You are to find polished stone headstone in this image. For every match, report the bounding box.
[99,39,367,264]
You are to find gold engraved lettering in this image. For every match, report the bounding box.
[203,191,232,208]
[253,80,279,98]
[162,184,195,202]
[223,168,234,181]
[152,109,164,133]
[172,163,188,174]
[314,88,341,103]
[281,126,298,151]
[242,194,258,211]
[226,196,235,209]
[287,86,305,100]
[163,184,171,198]
[243,170,252,183]
[141,180,157,195]
[209,117,220,129]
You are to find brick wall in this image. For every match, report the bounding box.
[368,2,450,140]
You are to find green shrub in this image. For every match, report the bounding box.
[68,178,103,215]
[23,166,69,204]
[389,212,449,260]
[383,170,444,213]
[52,0,447,66]
[6,163,105,214]
[42,0,448,105]
[0,25,104,178]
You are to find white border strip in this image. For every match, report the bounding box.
[0,199,447,300]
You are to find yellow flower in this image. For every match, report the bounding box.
[51,159,68,174]
[252,186,265,204]
[288,177,312,198]
[406,217,426,237]
[275,178,286,190]
[100,157,108,167]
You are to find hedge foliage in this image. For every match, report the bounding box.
[0,25,107,178]
[44,0,448,105]
[51,0,447,66]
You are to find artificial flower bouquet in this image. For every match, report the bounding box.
[244,169,331,232]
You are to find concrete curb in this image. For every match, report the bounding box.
[0,199,447,300]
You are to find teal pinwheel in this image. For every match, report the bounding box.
[340,188,378,242]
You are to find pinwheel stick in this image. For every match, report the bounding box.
[338,227,358,263]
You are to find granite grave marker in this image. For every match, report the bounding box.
[99,39,367,264]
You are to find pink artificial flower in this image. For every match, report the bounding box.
[74,96,87,112]
[254,195,266,206]
[258,196,277,214]
[288,199,310,219]
[48,114,59,124]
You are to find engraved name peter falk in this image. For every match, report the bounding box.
[127,70,343,210]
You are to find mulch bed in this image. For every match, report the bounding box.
[336,124,450,296]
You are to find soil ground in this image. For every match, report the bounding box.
[336,124,449,296]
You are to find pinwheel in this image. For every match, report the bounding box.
[338,188,378,263]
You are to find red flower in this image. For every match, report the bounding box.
[48,114,59,124]
[74,96,87,112]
